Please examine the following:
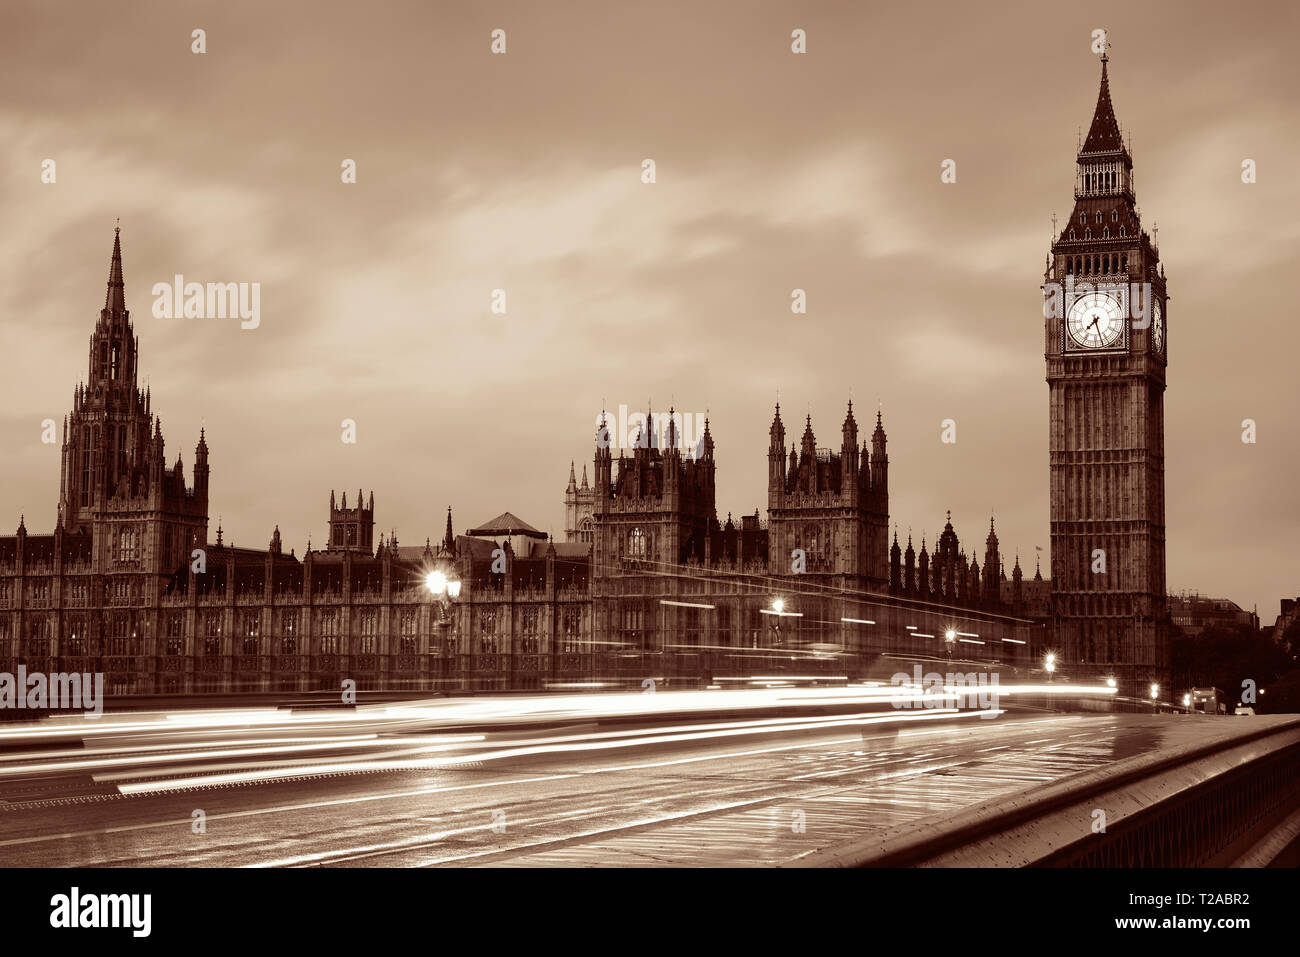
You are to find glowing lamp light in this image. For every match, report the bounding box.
[447,580,462,599]
[1183,694,1191,706]
[1150,683,1160,699]
[426,570,448,595]
[1106,677,1117,688]
[772,599,784,614]
[944,629,956,642]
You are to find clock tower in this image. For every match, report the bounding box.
[1044,53,1169,696]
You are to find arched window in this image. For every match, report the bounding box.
[580,518,593,543]
[1112,210,1119,222]
[629,527,646,559]
[1084,229,1091,240]
[1095,212,1102,224]
[1103,227,1110,239]
[1119,226,1126,237]
[1069,230,1076,241]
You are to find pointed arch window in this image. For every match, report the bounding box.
[1103,227,1110,239]
[1069,230,1076,241]
[1118,226,1126,237]
[1084,229,1091,240]
[629,527,647,559]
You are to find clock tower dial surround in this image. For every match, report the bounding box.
[1043,53,1169,695]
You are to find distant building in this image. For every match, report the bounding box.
[1270,597,1300,644]
[1168,592,1259,636]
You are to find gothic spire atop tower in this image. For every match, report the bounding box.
[442,506,455,551]
[104,226,126,314]
[1081,52,1124,155]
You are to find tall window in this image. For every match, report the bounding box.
[479,610,497,653]
[357,609,378,654]
[319,610,339,655]
[562,608,580,654]
[107,617,130,656]
[64,616,87,656]
[203,612,222,655]
[629,528,647,559]
[399,609,418,654]
[520,607,540,654]
[242,612,260,655]
[166,615,184,655]
[280,609,298,655]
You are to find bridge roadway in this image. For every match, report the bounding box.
[2,696,1292,867]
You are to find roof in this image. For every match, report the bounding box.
[465,511,546,538]
[1081,57,1125,154]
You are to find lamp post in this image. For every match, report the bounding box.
[1149,682,1160,715]
[426,566,464,651]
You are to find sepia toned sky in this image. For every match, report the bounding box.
[2,0,1297,621]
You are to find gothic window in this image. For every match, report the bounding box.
[117,526,139,562]
[280,609,298,655]
[26,617,50,656]
[1069,230,1076,241]
[1103,228,1110,239]
[357,609,378,654]
[166,614,183,655]
[519,607,541,654]
[346,524,357,546]
[629,527,647,559]
[580,518,593,544]
[318,610,339,655]
[399,609,418,654]
[64,616,86,656]
[242,612,260,654]
[562,607,580,654]
[1079,213,1086,225]
[1094,212,1102,224]
[204,612,222,655]
[1084,229,1091,240]
[620,606,646,650]
[111,343,120,379]
[108,616,130,656]
[1112,210,1119,222]
[1119,226,1126,238]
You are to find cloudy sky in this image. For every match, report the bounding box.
[2,0,1297,621]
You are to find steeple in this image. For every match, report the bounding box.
[1081,53,1125,156]
[442,506,455,552]
[104,226,126,315]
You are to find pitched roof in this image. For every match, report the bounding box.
[1081,56,1125,154]
[466,511,547,538]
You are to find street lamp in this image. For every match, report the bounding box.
[1044,652,1056,680]
[769,598,784,648]
[1106,676,1117,689]
[944,629,956,667]
[426,566,463,627]
[1150,682,1160,714]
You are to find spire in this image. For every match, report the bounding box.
[567,460,577,492]
[104,226,126,314]
[581,463,589,488]
[442,506,454,551]
[1081,52,1124,154]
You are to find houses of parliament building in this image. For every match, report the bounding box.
[0,57,1168,699]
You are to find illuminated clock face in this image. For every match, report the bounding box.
[1152,300,1164,353]
[1067,292,1125,349]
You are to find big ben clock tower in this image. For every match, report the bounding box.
[1044,52,1169,697]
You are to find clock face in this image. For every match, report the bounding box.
[1152,300,1164,353]
[1067,292,1126,349]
